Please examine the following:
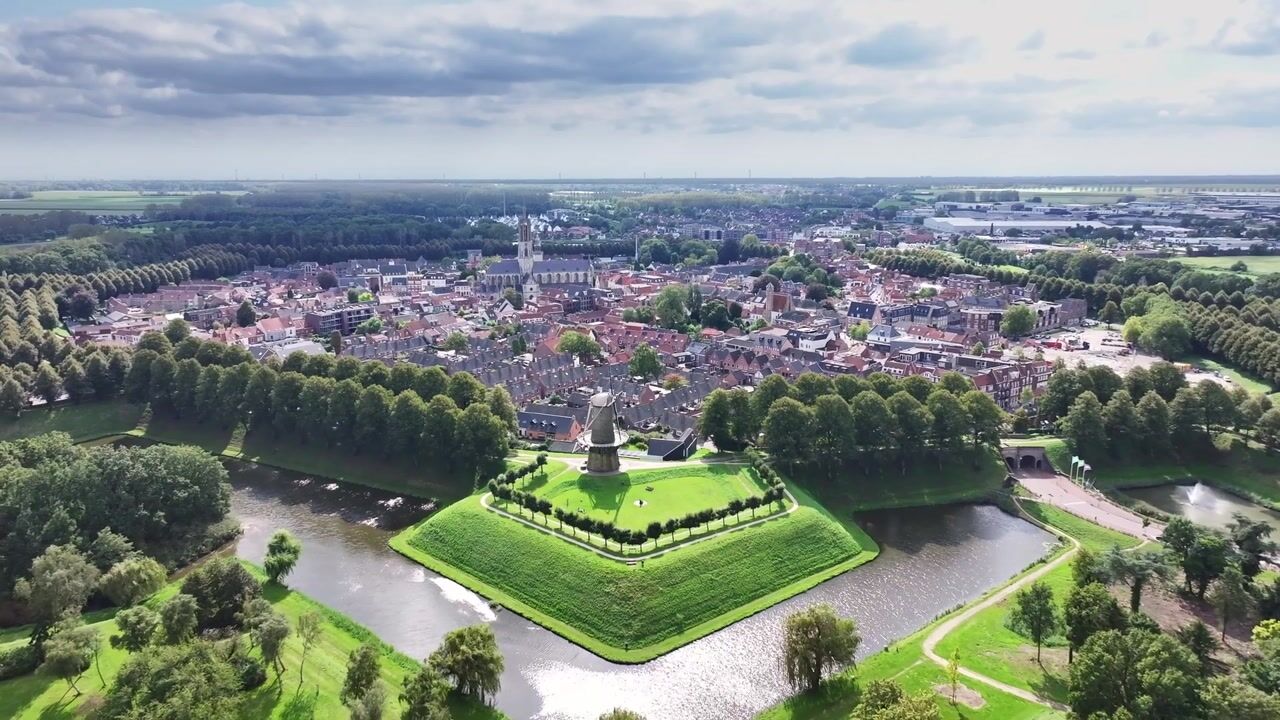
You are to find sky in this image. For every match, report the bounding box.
[1,0,1279,180]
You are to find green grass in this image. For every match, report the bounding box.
[0,190,240,215]
[0,563,505,720]
[393,491,872,662]
[783,452,1008,512]
[0,400,145,442]
[530,463,771,530]
[755,496,1141,720]
[1186,354,1276,396]
[1176,255,1280,277]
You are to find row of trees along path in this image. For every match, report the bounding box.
[482,456,798,562]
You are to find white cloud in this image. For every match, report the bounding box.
[0,0,1277,177]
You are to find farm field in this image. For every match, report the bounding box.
[530,463,772,530]
[393,489,872,662]
[0,190,241,215]
[1176,254,1280,276]
[0,563,504,720]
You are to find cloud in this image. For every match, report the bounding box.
[1017,30,1045,51]
[1209,14,1280,55]
[1056,49,1097,60]
[845,22,972,69]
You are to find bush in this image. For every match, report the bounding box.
[180,558,262,630]
[231,654,267,690]
[0,643,39,680]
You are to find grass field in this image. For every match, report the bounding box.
[0,190,237,215]
[755,499,1143,720]
[1185,354,1276,396]
[1176,255,1280,276]
[0,400,145,442]
[394,489,872,662]
[0,563,505,720]
[529,463,771,530]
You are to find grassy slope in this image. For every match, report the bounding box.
[932,502,1141,704]
[1176,255,1280,276]
[0,564,504,720]
[786,451,1008,512]
[0,400,144,443]
[393,493,872,663]
[532,463,770,530]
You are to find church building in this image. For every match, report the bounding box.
[478,213,594,301]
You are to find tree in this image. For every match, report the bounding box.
[354,384,394,454]
[342,642,382,706]
[1159,516,1199,563]
[810,394,856,475]
[1203,676,1280,720]
[487,386,518,435]
[69,290,98,320]
[1069,629,1202,720]
[32,360,62,404]
[1209,564,1254,640]
[556,330,601,360]
[1060,391,1108,460]
[927,390,969,458]
[100,640,242,719]
[852,679,940,720]
[1101,547,1171,612]
[98,556,166,607]
[1099,300,1122,324]
[599,711,646,720]
[400,663,452,720]
[111,605,160,652]
[961,390,1004,451]
[1183,532,1230,598]
[0,377,26,416]
[59,358,91,403]
[236,300,256,327]
[264,529,302,584]
[180,557,262,629]
[253,610,290,686]
[355,317,384,335]
[1135,391,1172,457]
[751,374,792,424]
[159,593,198,644]
[1228,513,1276,580]
[295,611,323,694]
[1063,582,1126,663]
[946,649,961,705]
[699,389,741,451]
[429,624,504,704]
[40,620,100,697]
[762,397,813,467]
[653,285,688,329]
[1009,581,1058,663]
[781,604,860,692]
[1175,620,1219,672]
[14,544,100,631]
[445,372,487,409]
[317,270,338,290]
[628,344,662,380]
[1000,304,1036,337]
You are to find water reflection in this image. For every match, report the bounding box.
[225,459,1055,720]
[1123,482,1280,532]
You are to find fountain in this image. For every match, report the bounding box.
[1184,482,1208,506]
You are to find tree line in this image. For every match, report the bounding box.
[701,370,1005,478]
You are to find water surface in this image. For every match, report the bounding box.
[226,459,1056,720]
[1123,482,1280,532]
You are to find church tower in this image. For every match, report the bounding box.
[516,211,535,276]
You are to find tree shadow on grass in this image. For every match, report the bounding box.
[572,472,630,514]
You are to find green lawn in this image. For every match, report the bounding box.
[1176,255,1280,277]
[0,190,237,215]
[782,452,1008,512]
[393,491,872,662]
[1185,354,1276,396]
[754,497,1142,720]
[0,564,504,720]
[530,463,771,531]
[932,501,1142,704]
[0,400,145,442]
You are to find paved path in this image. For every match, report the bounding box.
[920,487,1155,711]
[1018,471,1163,541]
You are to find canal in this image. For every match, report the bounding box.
[225,458,1057,720]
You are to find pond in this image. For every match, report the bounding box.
[1122,482,1280,533]
[225,457,1057,720]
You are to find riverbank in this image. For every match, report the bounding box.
[757,499,1139,720]
[0,562,506,720]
